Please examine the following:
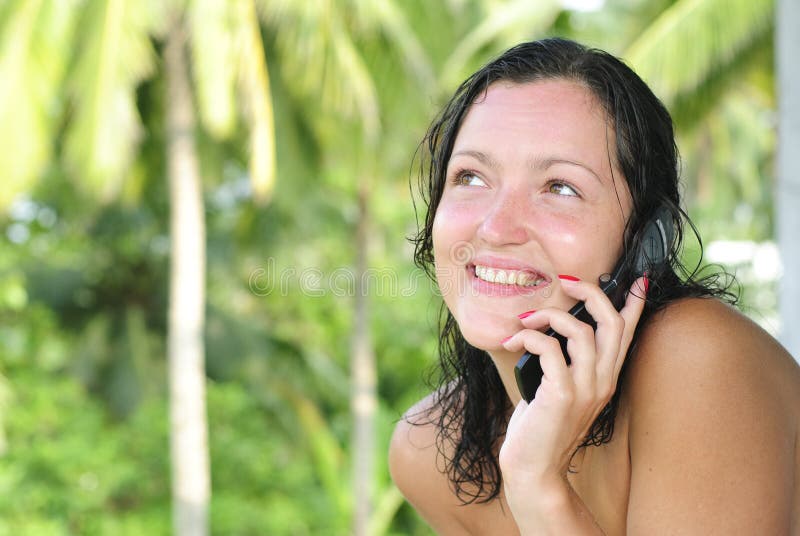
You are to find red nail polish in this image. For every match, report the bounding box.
[558,274,580,282]
[500,335,513,344]
[643,275,650,293]
[517,310,536,319]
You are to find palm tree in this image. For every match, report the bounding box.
[256,3,434,533]
[164,13,211,535]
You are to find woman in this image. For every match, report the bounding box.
[389,38,800,534]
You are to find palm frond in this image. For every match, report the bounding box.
[63,0,157,199]
[235,0,275,203]
[668,32,772,131]
[0,0,78,210]
[189,0,237,139]
[369,485,405,536]
[258,0,379,142]
[329,12,380,142]
[625,0,773,107]
[349,0,435,89]
[280,387,351,519]
[440,0,562,90]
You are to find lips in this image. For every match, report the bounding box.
[466,257,551,295]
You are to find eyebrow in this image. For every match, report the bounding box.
[450,149,501,170]
[532,156,604,184]
[450,149,604,183]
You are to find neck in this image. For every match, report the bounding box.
[487,349,526,407]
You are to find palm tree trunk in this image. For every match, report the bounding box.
[165,16,210,536]
[777,0,800,362]
[352,182,376,536]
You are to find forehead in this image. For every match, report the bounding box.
[452,79,617,170]
[465,79,608,127]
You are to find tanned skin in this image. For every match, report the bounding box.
[390,298,800,535]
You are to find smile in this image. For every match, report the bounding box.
[473,264,547,287]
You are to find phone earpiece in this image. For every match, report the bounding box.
[634,205,673,275]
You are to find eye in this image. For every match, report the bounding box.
[547,181,579,197]
[452,170,488,188]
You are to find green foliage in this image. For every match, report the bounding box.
[0,315,171,534]
[0,354,391,534]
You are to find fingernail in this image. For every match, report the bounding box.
[643,274,650,294]
[500,335,513,344]
[517,310,536,319]
[558,274,580,282]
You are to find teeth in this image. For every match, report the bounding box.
[474,265,545,287]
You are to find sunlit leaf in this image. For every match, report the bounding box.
[63,0,157,200]
[235,0,275,204]
[0,0,81,210]
[369,484,405,536]
[279,386,351,517]
[350,0,435,89]
[440,0,562,89]
[626,0,773,107]
[189,0,237,139]
[258,0,380,142]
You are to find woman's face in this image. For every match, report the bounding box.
[432,79,632,352]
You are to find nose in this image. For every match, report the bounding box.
[476,187,530,246]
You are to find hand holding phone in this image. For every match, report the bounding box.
[513,206,672,402]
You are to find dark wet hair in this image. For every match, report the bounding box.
[410,37,736,504]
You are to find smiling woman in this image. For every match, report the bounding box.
[433,80,630,352]
[389,38,800,535]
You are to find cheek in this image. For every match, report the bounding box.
[530,210,582,248]
[431,212,449,267]
[432,202,475,265]
[531,210,623,276]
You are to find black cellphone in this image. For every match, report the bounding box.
[513,206,673,403]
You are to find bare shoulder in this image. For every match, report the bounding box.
[622,297,800,533]
[389,392,467,533]
[389,392,441,485]
[390,392,522,535]
[627,296,800,410]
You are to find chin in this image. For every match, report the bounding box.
[464,336,509,356]
[453,309,517,353]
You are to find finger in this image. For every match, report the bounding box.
[502,329,572,393]
[557,276,624,365]
[614,275,648,376]
[518,308,597,389]
[518,308,596,357]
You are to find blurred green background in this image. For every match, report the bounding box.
[0,0,781,534]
